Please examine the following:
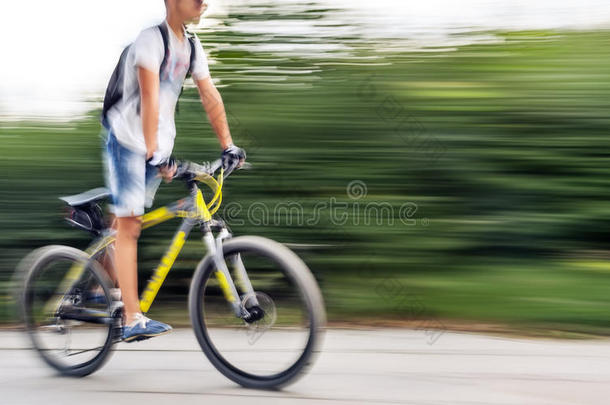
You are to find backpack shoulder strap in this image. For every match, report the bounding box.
[157,23,170,77]
[186,29,197,78]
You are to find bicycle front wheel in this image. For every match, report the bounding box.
[189,236,326,389]
[19,245,119,377]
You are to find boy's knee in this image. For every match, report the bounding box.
[117,216,142,240]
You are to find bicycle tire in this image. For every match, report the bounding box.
[19,245,118,377]
[188,235,326,389]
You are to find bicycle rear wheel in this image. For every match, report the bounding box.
[189,236,326,389]
[19,245,119,377]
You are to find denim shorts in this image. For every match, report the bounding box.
[103,127,161,217]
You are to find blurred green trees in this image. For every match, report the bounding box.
[2,28,610,335]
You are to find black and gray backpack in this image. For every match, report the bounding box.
[101,23,197,128]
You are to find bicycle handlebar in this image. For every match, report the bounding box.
[173,159,222,181]
[172,159,251,182]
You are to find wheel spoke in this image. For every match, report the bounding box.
[65,345,106,357]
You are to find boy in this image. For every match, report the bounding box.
[103,0,245,342]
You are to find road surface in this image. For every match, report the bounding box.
[1,327,610,404]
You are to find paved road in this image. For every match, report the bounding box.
[2,327,610,404]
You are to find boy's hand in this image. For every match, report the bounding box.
[221,144,246,176]
[159,163,177,182]
[148,154,177,182]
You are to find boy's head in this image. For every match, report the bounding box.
[165,0,207,24]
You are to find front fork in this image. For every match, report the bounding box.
[202,228,259,318]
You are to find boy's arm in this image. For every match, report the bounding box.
[195,76,234,150]
[138,66,160,160]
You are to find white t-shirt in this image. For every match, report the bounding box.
[107,20,210,158]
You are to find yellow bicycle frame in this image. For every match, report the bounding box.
[55,169,233,315]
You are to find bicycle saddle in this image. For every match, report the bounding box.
[59,187,110,207]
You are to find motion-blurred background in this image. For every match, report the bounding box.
[2,0,610,337]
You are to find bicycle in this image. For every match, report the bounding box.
[18,159,326,389]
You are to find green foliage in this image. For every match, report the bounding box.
[2,29,610,334]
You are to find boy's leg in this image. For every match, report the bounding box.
[115,214,171,341]
[103,128,170,341]
[115,216,142,323]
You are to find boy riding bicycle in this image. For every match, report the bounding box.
[102,0,245,342]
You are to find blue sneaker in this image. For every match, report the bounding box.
[122,313,172,342]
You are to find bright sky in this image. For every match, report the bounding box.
[1,0,609,121]
[0,0,225,121]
